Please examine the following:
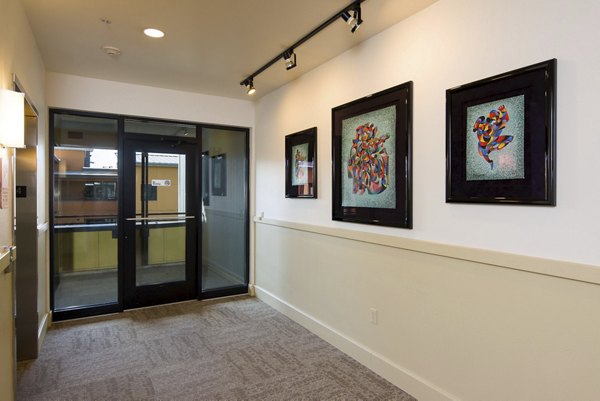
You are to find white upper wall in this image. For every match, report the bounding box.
[47,72,255,129]
[0,0,47,240]
[255,0,600,266]
[0,0,45,106]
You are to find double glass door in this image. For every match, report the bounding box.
[51,110,249,320]
[122,138,197,308]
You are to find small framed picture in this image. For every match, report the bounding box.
[285,127,317,198]
[211,154,226,196]
[446,59,556,205]
[332,82,413,228]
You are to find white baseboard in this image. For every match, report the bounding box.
[248,283,256,296]
[255,286,458,401]
[37,311,51,352]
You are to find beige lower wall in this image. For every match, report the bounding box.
[255,219,600,401]
[37,224,48,328]
[55,226,186,273]
[55,230,115,272]
[148,226,185,264]
[0,250,15,401]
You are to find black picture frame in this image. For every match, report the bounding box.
[446,59,556,205]
[211,154,226,196]
[332,82,412,228]
[285,127,317,198]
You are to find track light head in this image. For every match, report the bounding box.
[351,18,362,33]
[341,11,355,25]
[341,4,362,33]
[283,50,297,70]
[352,17,363,33]
[244,78,256,95]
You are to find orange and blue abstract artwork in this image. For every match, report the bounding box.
[466,95,525,181]
[472,105,513,170]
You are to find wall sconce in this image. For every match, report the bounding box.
[0,89,25,148]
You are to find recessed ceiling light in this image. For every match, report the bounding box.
[144,28,165,38]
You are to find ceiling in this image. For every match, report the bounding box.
[21,0,437,100]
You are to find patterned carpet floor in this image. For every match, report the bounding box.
[17,296,416,401]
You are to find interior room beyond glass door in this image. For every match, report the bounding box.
[123,138,197,308]
[52,113,119,315]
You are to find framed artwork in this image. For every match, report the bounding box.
[211,154,226,196]
[446,59,556,205]
[285,127,317,198]
[201,151,210,205]
[332,82,412,228]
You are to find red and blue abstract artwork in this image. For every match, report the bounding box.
[347,122,390,195]
[341,105,396,209]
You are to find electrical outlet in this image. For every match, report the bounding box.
[370,308,378,324]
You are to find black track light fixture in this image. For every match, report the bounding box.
[243,78,256,95]
[283,49,297,70]
[239,0,365,95]
[341,3,362,33]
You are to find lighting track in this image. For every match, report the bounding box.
[240,0,364,95]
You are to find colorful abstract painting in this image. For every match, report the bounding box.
[291,143,309,186]
[446,60,555,204]
[466,95,525,181]
[341,105,396,208]
[285,127,317,198]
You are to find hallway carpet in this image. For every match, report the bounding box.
[17,296,416,401]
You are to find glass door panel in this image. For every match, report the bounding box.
[123,140,197,308]
[201,127,248,293]
[133,152,187,286]
[52,113,119,311]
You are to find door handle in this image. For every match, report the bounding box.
[125,216,196,222]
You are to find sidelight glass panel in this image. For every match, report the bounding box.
[201,128,248,291]
[52,114,118,309]
[134,152,187,286]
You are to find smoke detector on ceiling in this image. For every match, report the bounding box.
[102,45,122,57]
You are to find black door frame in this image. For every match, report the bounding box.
[49,109,123,321]
[121,135,199,308]
[50,109,250,321]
